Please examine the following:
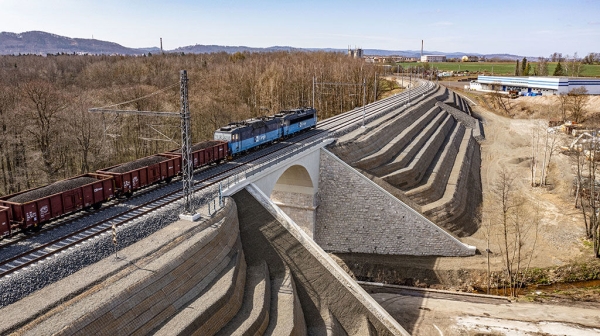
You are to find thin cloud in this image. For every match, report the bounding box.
[432,21,453,26]
[315,33,394,42]
[418,8,442,15]
[589,21,600,25]
[532,30,555,34]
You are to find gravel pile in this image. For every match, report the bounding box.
[105,156,167,173]
[6,177,99,203]
[172,141,222,154]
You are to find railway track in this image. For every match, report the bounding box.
[0,80,432,279]
[317,79,433,133]
[0,130,332,278]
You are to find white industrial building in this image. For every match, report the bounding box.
[469,75,600,95]
[420,55,446,62]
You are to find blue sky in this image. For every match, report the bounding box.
[1,0,599,56]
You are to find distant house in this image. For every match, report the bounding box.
[420,55,446,62]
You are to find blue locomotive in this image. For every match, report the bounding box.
[214,107,317,156]
[275,107,318,137]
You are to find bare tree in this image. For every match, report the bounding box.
[557,93,569,122]
[21,80,68,182]
[535,57,549,76]
[492,169,541,296]
[550,52,563,62]
[565,53,584,77]
[0,51,385,194]
[567,87,589,123]
[489,82,512,115]
[539,124,560,186]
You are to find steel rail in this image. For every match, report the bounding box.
[0,130,327,278]
[0,80,435,278]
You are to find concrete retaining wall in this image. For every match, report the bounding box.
[158,249,247,336]
[215,261,270,336]
[406,124,466,204]
[315,149,475,256]
[422,132,481,236]
[436,101,479,130]
[355,106,442,171]
[0,199,243,335]
[334,85,448,163]
[234,185,411,335]
[336,84,441,145]
[376,112,452,177]
[264,266,307,336]
[384,115,456,189]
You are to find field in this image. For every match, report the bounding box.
[395,61,600,77]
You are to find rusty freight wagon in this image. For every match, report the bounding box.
[0,173,114,231]
[166,140,228,169]
[0,206,11,238]
[97,154,181,196]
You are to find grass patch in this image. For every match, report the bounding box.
[395,62,600,77]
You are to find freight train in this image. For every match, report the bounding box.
[0,107,316,238]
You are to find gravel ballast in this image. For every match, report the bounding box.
[105,156,168,173]
[171,141,223,154]
[0,186,221,308]
[0,133,317,308]
[6,177,99,204]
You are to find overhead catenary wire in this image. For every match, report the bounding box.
[93,83,179,110]
[87,72,197,219]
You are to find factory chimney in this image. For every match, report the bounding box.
[421,40,423,58]
[160,38,163,54]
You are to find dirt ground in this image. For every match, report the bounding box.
[372,290,600,336]
[506,95,600,120]
[399,94,593,276]
[466,103,586,267]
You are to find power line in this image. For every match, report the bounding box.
[94,83,179,110]
[89,71,198,221]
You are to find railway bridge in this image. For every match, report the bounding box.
[0,79,483,335]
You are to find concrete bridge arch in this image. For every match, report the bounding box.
[243,148,322,237]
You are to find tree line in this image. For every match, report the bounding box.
[515,52,598,77]
[0,51,390,196]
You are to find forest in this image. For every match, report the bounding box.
[0,51,390,196]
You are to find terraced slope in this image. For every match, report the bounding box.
[0,196,405,335]
[330,85,483,237]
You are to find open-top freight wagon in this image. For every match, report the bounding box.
[0,107,314,238]
[97,154,181,196]
[166,140,228,169]
[0,206,11,238]
[0,173,114,235]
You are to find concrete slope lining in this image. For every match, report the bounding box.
[383,115,456,188]
[216,261,271,336]
[334,84,444,162]
[153,249,246,336]
[354,105,442,171]
[405,123,465,204]
[372,110,449,176]
[0,199,242,336]
[264,265,307,336]
[235,185,410,335]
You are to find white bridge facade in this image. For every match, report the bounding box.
[223,138,333,237]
